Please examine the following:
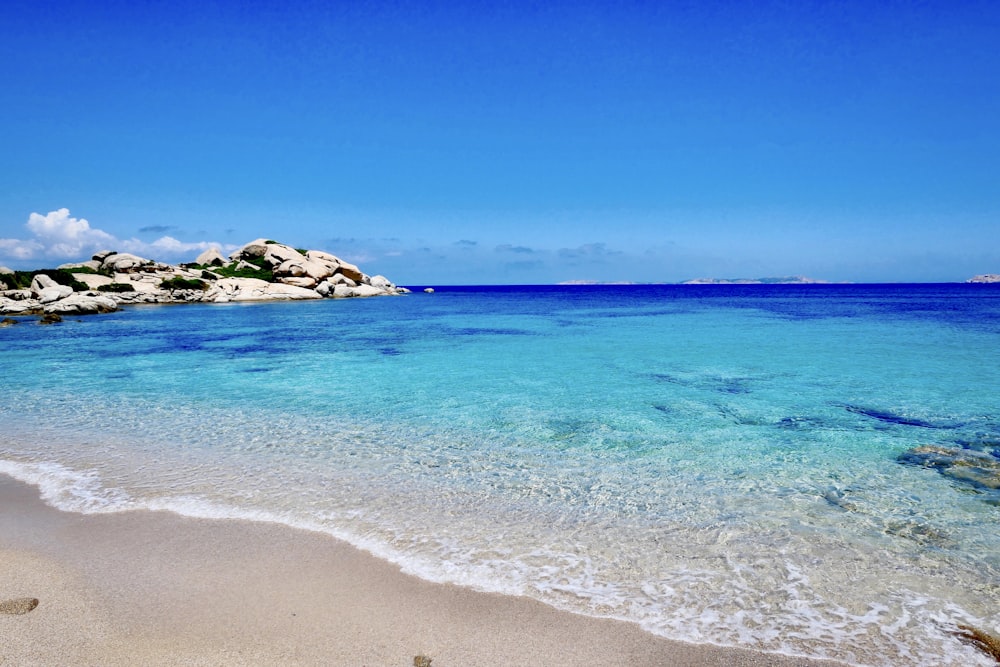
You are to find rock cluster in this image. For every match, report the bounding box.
[968,274,1000,283]
[0,239,408,318]
[898,442,1000,503]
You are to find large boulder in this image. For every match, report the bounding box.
[306,250,343,264]
[102,252,151,273]
[332,283,386,298]
[38,286,74,303]
[369,275,394,290]
[30,274,58,295]
[30,275,74,302]
[42,292,118,314]
[206,278,322,302]
[261,243,304,267]
[274,257,334,282]
[335,261,364,283]
[0,296,40,314]
[229,239,271,261]
[195,247,227,266]
[277,275,318,289]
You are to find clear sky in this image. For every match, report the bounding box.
[2,0,998,283]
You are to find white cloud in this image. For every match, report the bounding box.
[0,237,44,260]
[0,209,230,265]
[120,235,222,256]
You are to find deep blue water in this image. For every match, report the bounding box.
[2,283,1000,666]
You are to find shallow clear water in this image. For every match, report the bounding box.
[3,284,1000,666]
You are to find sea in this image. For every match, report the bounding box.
[2,283,999,666]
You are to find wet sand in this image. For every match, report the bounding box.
[0,474,848,666]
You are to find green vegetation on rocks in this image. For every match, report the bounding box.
[193,257,274,282]
[160,276,208,291]
[97,283,137,293]
[8,269,88,292]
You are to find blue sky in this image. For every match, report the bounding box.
[2,0,998,283]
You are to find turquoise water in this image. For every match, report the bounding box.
[2,284,1000,665]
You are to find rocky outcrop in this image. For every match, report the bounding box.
[968,274,1000,283]
[0,239,407,318]
[43,292,118,315]
[207,278,321,302]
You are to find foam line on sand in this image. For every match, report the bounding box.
[0,474,846,666]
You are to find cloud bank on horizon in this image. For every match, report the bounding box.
[0,209,229,265]
[0,206,995,285]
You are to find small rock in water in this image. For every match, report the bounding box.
[898,444,1000,498]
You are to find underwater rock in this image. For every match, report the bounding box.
[845,405,956,429]
[898,444,1000,493]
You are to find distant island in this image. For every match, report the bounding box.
[558,276,832,285]
[0,239,407,321]
[968,274,1000,283]
[681,276,831,285]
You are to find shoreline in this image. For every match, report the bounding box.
[0,474,848,666]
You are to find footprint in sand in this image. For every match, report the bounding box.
[0,598,39,615]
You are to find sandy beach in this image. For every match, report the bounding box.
[0,474,850,667]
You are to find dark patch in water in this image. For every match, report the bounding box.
[776,416,829,430]
[379,347,403,356]
[446,327,535,337]
[718,378,752,394]
[652,404,674,415]
[238,367,271,374]
[715,405,768,426]
[844,405,958,429]
[650,373,754,394]
[884,519,951,547]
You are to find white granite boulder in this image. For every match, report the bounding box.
[195,247,227,266]
[332,283,386,298]
[274,257,333,283]
[0,296,40,314]
[335,261,364,283]
[368,275,394,290]
[229,239,271,261]
[30,274,74,302]
[206,277,322,302]
[43,292,118,314]
[102,252,152,273]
